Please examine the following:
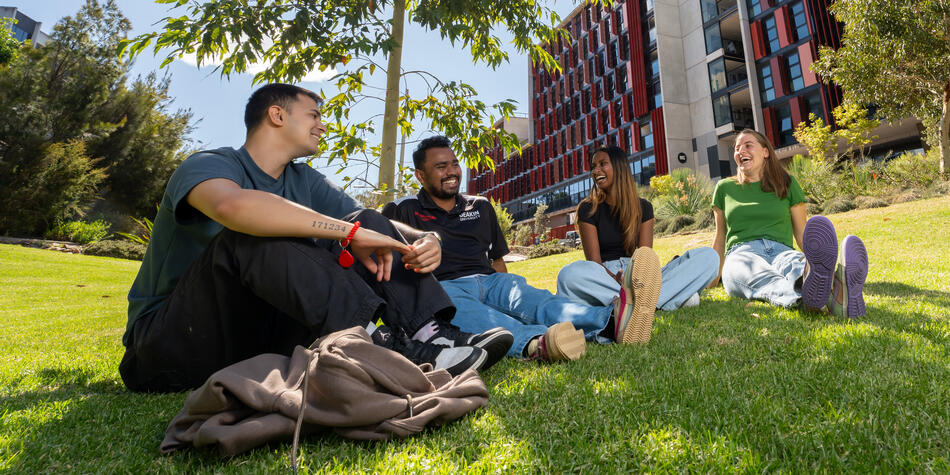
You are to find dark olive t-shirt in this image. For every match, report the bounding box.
[124,146,360,345]
[576,198,654,261]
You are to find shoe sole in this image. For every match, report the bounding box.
[472,327,514,371]
[617,247,661,344]
[836,235,869,319]
[445,347,488,377]
[802,216,838,310]
[543,322,586,361]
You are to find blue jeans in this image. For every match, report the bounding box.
[721,239,805,308]
[556,247,720,311]
[440,273,613,356]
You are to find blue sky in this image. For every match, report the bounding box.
[7,0,577,189]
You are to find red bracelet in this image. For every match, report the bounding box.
[337,221,360,268]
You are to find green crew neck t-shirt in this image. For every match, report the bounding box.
[711,176,805,252]
[124,146,360,345]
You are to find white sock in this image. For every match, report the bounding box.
[412,320,439,342]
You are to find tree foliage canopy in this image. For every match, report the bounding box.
[811,0,950,173]
[0,0,193,236]
[0,17,19,65]
[120,0,584,189]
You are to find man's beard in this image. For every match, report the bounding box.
[428,178,459,200]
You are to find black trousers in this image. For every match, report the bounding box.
[119,209,455,392]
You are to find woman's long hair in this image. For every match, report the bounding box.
[581,145,642,255]
[734,129,791,199]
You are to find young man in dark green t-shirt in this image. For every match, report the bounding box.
[120,84,511,392]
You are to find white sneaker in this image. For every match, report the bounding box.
[681,292,701,308]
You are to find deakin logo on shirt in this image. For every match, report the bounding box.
[414,211,436,221]
[459,210,480,221]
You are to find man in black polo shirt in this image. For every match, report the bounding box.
[383,136,639,362]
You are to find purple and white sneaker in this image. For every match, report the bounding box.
[801,216,838,310]
[828,235,869,319]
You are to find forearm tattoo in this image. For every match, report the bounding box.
[312,220,347,232]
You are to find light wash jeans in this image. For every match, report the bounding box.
[721,239,805,308]
[440,272,613,356]
[556,247,720,311]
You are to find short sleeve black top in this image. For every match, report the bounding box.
[382,189,508,281]
[576,198,654,261]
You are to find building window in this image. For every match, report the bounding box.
[649,50,660,77]
[644,0,655,13]
[787,52,804,92]
[713,94,732,127]
[763,16,780,54]
[748,0,762,18]
[776,103,794,146]
[791,1,809,41]
[701,0,719,23]
[705,23,722,55]
[640,122,653,149]
[760,64,775,102]
[647,16,657,44]
[708,57,727,94]
[615,7,625,30]
[804,92,824,122]
[651,80,662,108]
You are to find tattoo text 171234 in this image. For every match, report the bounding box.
[312,220,346,232]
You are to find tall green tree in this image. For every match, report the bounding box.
[0,0,193,236]
[812,0,950,174]
[120,0,588,199]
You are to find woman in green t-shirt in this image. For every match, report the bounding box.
[711,129,869,318]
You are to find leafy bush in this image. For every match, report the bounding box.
[527,239,571,259]
[890,189,921,204]
[854,195,888,209]
[490,198,513,244]
[882,150,940,190]
[44,219,111,244]
[83,239,146,261]
[653,169,713,221]
[115,213,154,246]
[666,215,696,234]
[691,208,715,230]
[806,203,823,216]
[789,154,839,205]
[510,223,533,247]
[0,140,107,237]
[823,196,856,214]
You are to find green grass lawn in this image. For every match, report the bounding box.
[1,196,949,473]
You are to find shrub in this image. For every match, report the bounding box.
[854,195,888,209]
[115,213,155,246]
[654,218,671,236]
[823,196,856,214]
[788,154,839,205]
[654,169,713,221]
[931,180,950,196]
[44,219,111,244]
[882,150,940,190]
[667,215,696,234]
[691,208,715,231]
[527,240,571,259]
[890,189,921,204]
[84,239,146,260]
[510,223,533,247]
[806,203,823,216]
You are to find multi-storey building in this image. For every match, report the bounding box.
[0,6,50,45]
[468,0,923,231]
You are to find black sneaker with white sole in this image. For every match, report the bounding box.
[371,325,487,377]
[419,322,513,371]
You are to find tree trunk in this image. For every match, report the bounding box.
[941,82,950,176]
[378,0,405,202]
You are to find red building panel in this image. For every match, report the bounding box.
[775,6,792,49]
[650,107,668,176]
[763,107,777,145]
[624,1,649,117]
[750,21,766,60]
[789,96,803,126]
[770,56,787,97]
[798,44,818,88]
